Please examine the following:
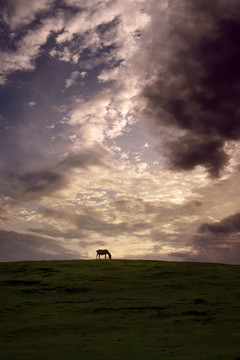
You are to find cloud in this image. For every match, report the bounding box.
[169,136,229,178]
[3,145,111,203]
[28,101,36,107]
[0,206,14,222]
[0,14,63,84]
[62,89,136,145]
[0,229,80,262]
[55,1,118,45]
[65,71,80,88]
[199,212,240,234]
[186,212,240,264]
[141,0,240,177]
[5,170,65,201]
[2,0,240,264]
[40,205,151,238]
[2,0,53,30]
[29,225,86,241]
[58,144,111,170]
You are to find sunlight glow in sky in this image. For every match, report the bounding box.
[1,0,240,263]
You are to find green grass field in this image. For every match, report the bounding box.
[0,259,240,360]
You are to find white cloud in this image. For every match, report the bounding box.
[3,0,54,30]
[57,86,136,147]
[52,0,151,148]
[0,16,63,85]
[56,2,118,44]
[80,71,87,79]
[65,71,80,88]
[28,101,36,107]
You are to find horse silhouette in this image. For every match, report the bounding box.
[96,249,112,259]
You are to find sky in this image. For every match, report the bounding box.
[1,0,240,264]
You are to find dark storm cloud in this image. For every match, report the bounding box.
[143,0,240,177]
[169,136,228,178]
[199,212,240,234]
[181,212,240,264]
[0,229,80,262]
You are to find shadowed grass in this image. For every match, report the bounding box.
[0,259,240,359]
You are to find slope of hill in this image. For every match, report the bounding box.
[0,259,240,360]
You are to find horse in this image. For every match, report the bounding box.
[96,249,112,259]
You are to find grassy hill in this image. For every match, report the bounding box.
[0,259,240,360]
